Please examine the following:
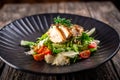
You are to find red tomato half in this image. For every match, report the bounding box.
[37,46,45,53]
[43,47,52,55]
[79,50,91,59]
[33,46,52,61]
[88,42,97,49]
[33,53,44,61]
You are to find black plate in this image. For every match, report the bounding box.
[0,13,120,75]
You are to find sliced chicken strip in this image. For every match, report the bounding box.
[48,27,66,43]
[59,25,72,39]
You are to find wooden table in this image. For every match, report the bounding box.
[0,1,120,80]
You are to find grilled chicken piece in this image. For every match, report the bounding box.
[70,25,84,36]
[59,25,72,39]
[48,25,72,43]
[48,26,66,43]
[48,24,83,43]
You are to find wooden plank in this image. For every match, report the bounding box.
[86,1,120,79]
[0,3,56,28]
[65,2,90,17]
[58,2,90,16]
[58,2,65,13]
[0,64,115,80]
[0,4,30,28]
[86,2,120,32]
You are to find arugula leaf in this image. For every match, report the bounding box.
[43,38,53,50]
[37,33,48,41]
[53,48,66,54]
[54,16,72,27]
[36,33,48,44]
[81,32,93,44]
[80,32,94,50]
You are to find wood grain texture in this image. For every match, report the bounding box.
[0,2,120,80]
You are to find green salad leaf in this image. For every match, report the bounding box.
[81,32,93,44]
[37,33,48,41]
[20,40,35,48]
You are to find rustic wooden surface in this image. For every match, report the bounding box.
[0,1,120,80]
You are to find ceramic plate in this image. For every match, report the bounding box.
[0,13,120,75]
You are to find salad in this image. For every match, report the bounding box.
[21,16,100,66]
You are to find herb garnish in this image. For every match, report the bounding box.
[54,16,72,27]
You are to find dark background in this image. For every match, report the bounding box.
[0,0,120,10]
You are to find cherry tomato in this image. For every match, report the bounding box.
[79,50,91,59]
[88,42,97,49]
[37,46,45,53]
[33,46,52,61]
[33,53,44,61]
[43,47,52,55]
